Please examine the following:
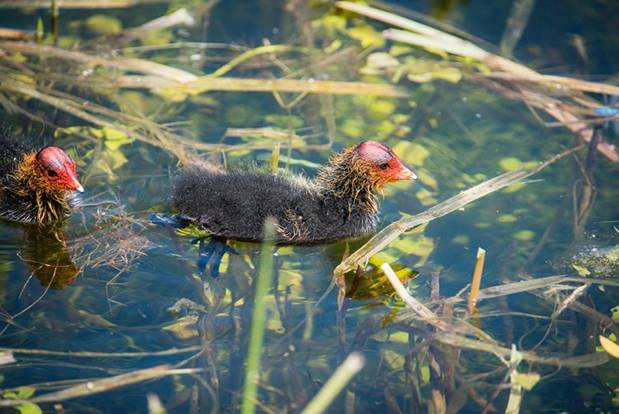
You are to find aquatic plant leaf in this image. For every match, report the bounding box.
[85,15,123,35]
[417,169,438,190]
[390,141,430,166]
[101,127,135,149]
[389,332,409,343]
[572,264,591,277]
[16,403,42,414]
[141,29,174,46]
[346,257,417,300]
[451,235,470,245]
[368,100,397,119]
[17,387,35,399]
[499,157,524,171]
[311,15,347,37]
[407,66,461,83]
[341,118,364,138]
[513,372,541,390]
[502,182,526,193]
[415,188,437,206]
[402,58,462,83]
[348,25,385,48]
[389,45,413,56]
[497,214,517,223]
[163,315,199,339]
[513,230,535,241]
[264,114,304,130]
[420,365,430,384]
[599,335,619,359]
[383,349,405,370]
[361,52,400,75]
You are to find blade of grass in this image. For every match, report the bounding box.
[301,352,365,414]
[241,218,277,414]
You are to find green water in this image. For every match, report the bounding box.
[0,1,618,413]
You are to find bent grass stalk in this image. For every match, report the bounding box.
[241,218,277,414]
[301,352,365,414]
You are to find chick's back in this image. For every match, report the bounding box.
[0,130,32,181]
[172,167,319,241]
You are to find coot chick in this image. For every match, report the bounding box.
[0,130,83,224]
[173,140,415,243]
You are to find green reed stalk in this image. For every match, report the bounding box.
[301,352,365,414]
[241,218,277,414]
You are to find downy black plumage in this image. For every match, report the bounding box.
[173,141,415,243]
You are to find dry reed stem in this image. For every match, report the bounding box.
[550,284,590,319]
[381,263,452,332]
[434,334,608,368]
[0,345,204,358]
[460,275,619,302]
[478,80,619,163]
[0,28,31,40]
[0,365,202,407]
[481,72,619,96]
[467,248,486,314]
[115,75,408,97]
[0,41,198,81]
[0,41,405,97]
[0,0,167,7]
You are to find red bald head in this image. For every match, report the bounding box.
[35,146,84,193]
[354,140,416,183]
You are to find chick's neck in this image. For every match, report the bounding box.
[315,147,381,216]
[13,153,70,223]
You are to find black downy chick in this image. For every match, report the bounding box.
[173,140,415,244]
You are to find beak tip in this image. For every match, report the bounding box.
[75,183,84,193]
[400,167,416,181]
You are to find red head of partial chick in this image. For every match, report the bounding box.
[35,146,83,193]
[354,140,416,185]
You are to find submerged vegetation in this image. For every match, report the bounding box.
[0,0,618,413]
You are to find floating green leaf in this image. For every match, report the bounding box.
[513,372,541,390]
[17,403,42,414]
[85,15,123,35]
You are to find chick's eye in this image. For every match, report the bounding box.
[47,169,57,177]
[379,163,390,170]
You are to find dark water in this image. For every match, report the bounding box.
[0,1,618,413]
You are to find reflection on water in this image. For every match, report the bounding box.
[23,226,79,289]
